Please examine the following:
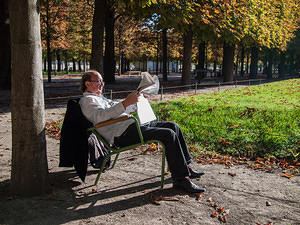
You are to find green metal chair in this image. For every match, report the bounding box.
[88,115,166,188]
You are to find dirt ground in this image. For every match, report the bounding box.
[0,75,299,225]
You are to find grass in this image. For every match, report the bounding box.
[152,79,300,159]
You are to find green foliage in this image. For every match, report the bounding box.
[152,79,300,159]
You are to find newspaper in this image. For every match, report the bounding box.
[137,95,156,124]
[137,72,156,92]
[126,72,157,124]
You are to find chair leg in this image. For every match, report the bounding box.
[94,157,108,185]
[111,153,120,169]
[160,146,166,189]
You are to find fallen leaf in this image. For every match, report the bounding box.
[127,157,138,161]
[162,197,180,202]
[194,193,204,201]
[211,211,218,217]
[228,172,237,177]
[281,174,294,179]
[218,214,227,222]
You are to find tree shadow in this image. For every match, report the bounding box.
[0,171,185,225]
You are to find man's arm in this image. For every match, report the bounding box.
[122,91,140,108]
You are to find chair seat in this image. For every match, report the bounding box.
[88,115,166,188]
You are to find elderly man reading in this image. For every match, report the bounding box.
[79,70,206,193]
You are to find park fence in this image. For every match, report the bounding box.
[42,77,299,144]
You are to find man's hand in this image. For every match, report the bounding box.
[122,91,140,108]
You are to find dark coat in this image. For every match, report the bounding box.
[59,98,93,182]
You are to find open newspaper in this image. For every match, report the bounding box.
[136,72,157,124]
[125,72,158,124]
[137,72,156,92]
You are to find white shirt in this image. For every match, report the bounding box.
[79,92,134,144]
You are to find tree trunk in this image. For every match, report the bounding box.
[57,49,61,72]
[196,41,205,79]
[43,57,47,71]
[9,0,49,196]
[78,60,82,72]
[45,0,51,82]
[90,0,106,74]
[182,28,193,85]
[250,47,258,79]
[279,51,285,78]
[72,58,76,72]
[121,53,125,74]
[240,46,245,77]
[64,50,69,74]
[156,32,160,76]
[266,49,273,79]
[222,42,235,82]
[103,2,115,83]
[246,54,249,74]
[0,0,11,90]
[162,28,168,81]
[83,54,87,72]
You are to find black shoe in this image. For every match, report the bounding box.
[173,177,206,193]
[189,167,205,179]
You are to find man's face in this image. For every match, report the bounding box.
[85,72,104,95]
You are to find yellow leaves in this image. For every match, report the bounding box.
[214,9,220,14]
[143,143,159,155]
[45,120,63,140]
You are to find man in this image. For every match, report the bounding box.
[79,70,206,193]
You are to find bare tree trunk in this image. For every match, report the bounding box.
[279,51,285,78]
[57,49,61,72]
[0,0,11,90]
[240,46,245,77]
[9,0,49,196]
[250,46,258,79]
[196,41,205,79]
[266,49,273,79]
[103,2,115,83]
[90,0,106,74]
[182,28,193,85]
[156,32,160,76]
[162,28,168,81]
[45,0,52,82]
[222,42,235,82]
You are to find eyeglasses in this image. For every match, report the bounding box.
[89,80,104,85]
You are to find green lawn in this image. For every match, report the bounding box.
[152,79,300,159]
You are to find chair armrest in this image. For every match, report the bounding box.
[94,115,130,128]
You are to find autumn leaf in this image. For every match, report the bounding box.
[211,211,218,217]
[281,174,294,179]
[162,197,180,202]
[127,157,138,161]
[195,193,204,201]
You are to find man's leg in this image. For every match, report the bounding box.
[114,123,190,179]
[147,121,205,179]
[147,121,192,164]
[114,123,206,193]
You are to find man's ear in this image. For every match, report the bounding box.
[85,80,90,88]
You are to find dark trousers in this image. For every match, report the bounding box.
[114,121,191,179]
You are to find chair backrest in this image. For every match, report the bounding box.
[59,98,93,181]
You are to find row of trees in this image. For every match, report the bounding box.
[35,0,300,84]
[3,0,300,196]
[1,0,300,87]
